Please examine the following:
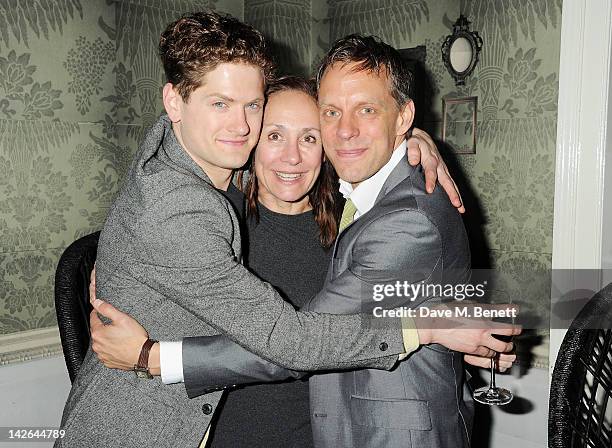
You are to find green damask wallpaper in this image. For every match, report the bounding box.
[0,0,242,339]
[245,0,311,76]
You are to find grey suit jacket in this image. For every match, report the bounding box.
[182,156,474,448]
[55,115,407,448]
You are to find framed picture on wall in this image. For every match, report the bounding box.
[442,96,477,154]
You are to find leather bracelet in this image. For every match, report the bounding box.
[134,338,158,379]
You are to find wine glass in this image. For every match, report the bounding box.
[473,293,515,406]
[473,350,513,406]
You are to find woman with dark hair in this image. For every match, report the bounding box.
[210,76,337,447]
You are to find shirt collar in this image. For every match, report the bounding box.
[338,140,406,218]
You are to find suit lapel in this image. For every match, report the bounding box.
[373,154,415,206]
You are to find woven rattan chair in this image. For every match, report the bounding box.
[549,282,612,447]
[54,232,100,383]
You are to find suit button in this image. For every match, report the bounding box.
[379,342,388,351]
[202,403,213,415]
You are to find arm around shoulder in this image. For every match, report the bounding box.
[183,335,305,399]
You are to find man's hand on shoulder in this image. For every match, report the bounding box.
[406,128,465,213]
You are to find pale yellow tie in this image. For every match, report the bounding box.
[339,198,357,232]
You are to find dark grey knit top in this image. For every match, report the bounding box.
[209,192,331,448]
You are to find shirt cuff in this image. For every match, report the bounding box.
[159,340,184,384]
[398,316,420,361]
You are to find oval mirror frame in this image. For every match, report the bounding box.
[441,15,483,86]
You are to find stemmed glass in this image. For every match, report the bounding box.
[473,292,515,406]
[473,352,513,406]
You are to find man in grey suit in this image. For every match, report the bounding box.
[88,30,518,447]
[303,35,474,447]
[59,12,514,448]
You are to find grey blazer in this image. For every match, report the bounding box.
[182,156,474,448]
[55,115,407,448]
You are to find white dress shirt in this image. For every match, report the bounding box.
[338,140,406,218]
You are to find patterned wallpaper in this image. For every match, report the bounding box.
[245,0,312,76]
[0,0,242,340]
